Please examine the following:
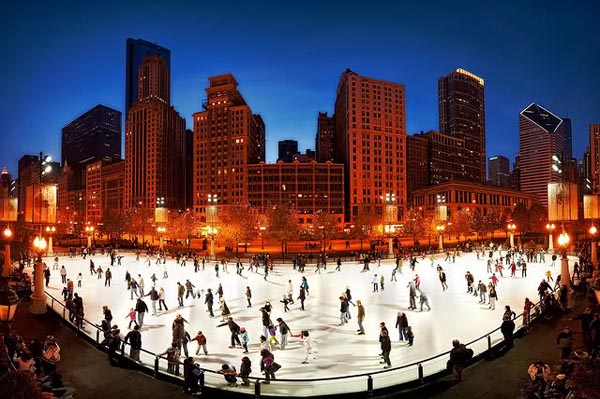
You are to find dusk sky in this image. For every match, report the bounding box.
[1,1,599,175]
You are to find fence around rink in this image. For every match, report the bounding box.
[43,286,554,398]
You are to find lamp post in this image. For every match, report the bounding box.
[45,226,56,256]
[507,223,516,248]
[385,193,396,256]
[546,223,555,253]
[85,224,94,249]
[259,226,266,250]
[29,236,47,314]
[590,225,598,280]
[3,227,12,277]
[436,225,445,252]
[157,226,166,251]
[557,230,573,309]
[207,226,217,260]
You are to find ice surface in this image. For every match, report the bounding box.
[39,250,570,394]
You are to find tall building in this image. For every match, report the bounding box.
[510,153,521,191]
[17,154,60,223]
[316,112,336,162]
[193,74,265,222]
[125,38,171,115]
[406,134,429,199]
[278,140,298,163]
[419,130,468,185]
[438,68,486,183]
[125,55,186,211]
[61,105,122,167]
[519,103,569,208]
[185,129,194,210]
[488,155,511,188]
[334,69,407,222]
[85,159,125,224]
[590,124,600,193]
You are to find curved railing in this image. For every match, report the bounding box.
[43,287,551,398]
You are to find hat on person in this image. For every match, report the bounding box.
[240,327,246,332]
[46,335,55,342]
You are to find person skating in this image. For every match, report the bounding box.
[97,265,103,280]
[380,274,385,291]
[126,308,138,329]
[277,318,291,349]
[339,295,350,326]
[138,274,145,296]
[407,281,417,310]
[406,326,414,346]
[260,349,278,383]
[396,311,408,341]
[220,298,231,321]
[438,268,448,291]
[60,266,67,284]
[286,280,294,304]
[76,272,83,288]
[372,274,379,292]
[245,286,252,307]
[488,284,498,310]
[227,317,242,348]
[124,325,142,361]
[336,257,342,271]
[379,329,392,369]
[105,267,112,287]
[158,286,168,311]
[145,286,159,315]
[477,280,487,303]
[298,330,316,364]
[216,283,224,299]
[176,282,185,307]
[301,276,309,295]
[297,286,306,311]
[357,300,366,335]
[239,327,249,353]
[239,356,252,386]
[44,267,51,287]
[280,295,291,312]
[135,297,149,328]
[205,288,214,317]
[465,271,474,293]
[185,279,196,299]
[419,291,431,311]
[190,330,208,355]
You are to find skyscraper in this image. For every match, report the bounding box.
[193,74,265,222]
[590,124,600,194]
[334,69,407,222]
[438,68,486,183]
[519,103,568,208]
[488,155,510,188]
[62,104,121,167]
[278,140,298,163]
[125,55,186,211]
[125,38,171,116]
[316,112,336,162]
[406,134,429,199]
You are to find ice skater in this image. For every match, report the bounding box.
[372,274,379,292]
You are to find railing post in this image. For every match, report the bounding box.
[418,363,424,385]
[487,335,492,351]
[62,307,66,319]
[367,375,373,397]
[154,356,159,377]
[255,379,261,399]
[96,329,100,344]
[199,370,204,392]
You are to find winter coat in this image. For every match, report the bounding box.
[135,300,148,313]
[396,313,408,328]
[228,319,240,334]
[357,304,365,321]
[380,334,391,353]
[191,334,207,345]
[124,330,142,349]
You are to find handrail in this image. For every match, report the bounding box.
[44,283,551,386]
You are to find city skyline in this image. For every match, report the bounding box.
[2,1,600,174]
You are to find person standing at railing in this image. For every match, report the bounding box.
[159,342,181,375]
[124,325,142,362]
[448,339,468,382]
[523,298,534,332]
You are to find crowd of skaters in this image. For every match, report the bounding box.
[34,239,577,391]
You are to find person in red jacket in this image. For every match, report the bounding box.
[190,330,208,355]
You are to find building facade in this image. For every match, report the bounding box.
[125,38,171,115]
[193,74,265,222]
[334,69,407,222]
[85,159,125,224]
[412,181,537,220]
[438,68,486,183]
[316,112,336,162]
[406,134,429,199]
[61,104,121,167]
[519,103,569,209]
[125,55,186,211]
[488,155,511,188]
[590,124,600,194]
[247,161,344,227]
[278,140,298,163]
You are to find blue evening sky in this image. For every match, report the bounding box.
[1,0,599,175]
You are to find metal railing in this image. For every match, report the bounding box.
[43,288,551,398]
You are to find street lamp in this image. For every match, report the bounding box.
[85,224,95,249]
[45,225,56,256]
[546,223,556,253]
[157,226,166,251]
[207,226,218,260]
[385,193,396,256]
[30,236,47,314]
[557,229,573,309]
[507,223,516,248]
[590,225,598,280]
[3,227,13,277]
[436,224,445,252]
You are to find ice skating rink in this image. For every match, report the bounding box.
[39,250,569,389]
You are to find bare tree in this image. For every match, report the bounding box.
[265,203,299,259]
[401,207,427,246]
[350,206,377,252]
[167,210,199,249]
[218,203,259,256]
[312,210,339,252]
